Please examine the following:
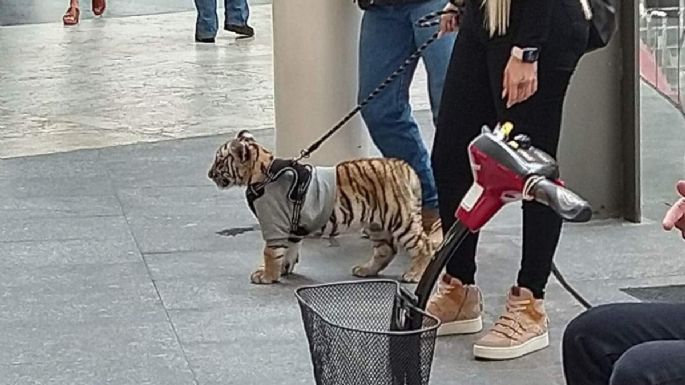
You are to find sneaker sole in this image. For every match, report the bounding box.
[224,26,255,37]
[473,332,549,360]
[437,316,483,336]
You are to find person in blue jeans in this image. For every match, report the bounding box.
[357,0,456,232]
[194,0,254,43]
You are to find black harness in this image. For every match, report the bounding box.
[246,159,314,237]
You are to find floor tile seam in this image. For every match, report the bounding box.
[102,155,201,385]
[0,235,130,244]
[0,126,276,161]
[546,272,685,285]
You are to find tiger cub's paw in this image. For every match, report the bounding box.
[352,264,378,278]
[281,261,297,276]
[401,270,422,283]
[250,269,279,284]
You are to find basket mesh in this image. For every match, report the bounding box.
[295,280,439,385]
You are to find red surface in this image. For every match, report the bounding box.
[640,40,679,103]
[456,145,525,232]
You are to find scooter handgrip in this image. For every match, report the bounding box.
[531,178,593,223]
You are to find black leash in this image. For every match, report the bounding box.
[294,9,461,162]
[551,262,593,309]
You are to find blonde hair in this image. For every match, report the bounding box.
[482,0,511,37]
[483,0,593,37]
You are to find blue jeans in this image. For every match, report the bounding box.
[358,0,455,210]
[194,0,250,39]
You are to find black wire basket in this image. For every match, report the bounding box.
[295,279,440,385]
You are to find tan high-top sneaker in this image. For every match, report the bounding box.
[473,286,549,360]
[426,274,483,336]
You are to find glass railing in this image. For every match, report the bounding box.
[640,3,685,111]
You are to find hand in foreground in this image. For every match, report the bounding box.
[662,180,685,238]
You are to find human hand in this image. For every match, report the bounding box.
[502,55,538,108]
[662,180,685,238]
[438,2,461,38]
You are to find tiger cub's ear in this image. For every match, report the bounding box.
[236,130,254,141]
[229,139,250,162]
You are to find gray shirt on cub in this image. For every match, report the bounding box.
[246,161,337,247]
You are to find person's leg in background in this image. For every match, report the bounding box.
[409,0,456,125]
[511,71,570,299]
[468,61,575,359]
[408,0,456,231]
[194,0,218,43]
[426,24,496,336]
[225,0,254,37]
[498,0,589,303]
[358,5,443,231]
[563,303,685,385]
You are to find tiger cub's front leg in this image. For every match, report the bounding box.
[281,240,301,276]
[250,244,286,284]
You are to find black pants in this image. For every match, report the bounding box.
[431,0,588,298]
[563,303,685,385]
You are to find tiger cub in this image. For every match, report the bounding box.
[208,130,437,284]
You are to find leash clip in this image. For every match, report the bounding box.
[294,149,311,163]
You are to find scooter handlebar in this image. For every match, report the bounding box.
[529,178,592,223]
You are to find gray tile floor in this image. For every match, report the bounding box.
[1,1,685,384]
[1,125,683,385]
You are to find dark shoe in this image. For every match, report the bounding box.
[195,36,216,43]
[224,24,254,37]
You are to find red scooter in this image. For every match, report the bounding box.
[295,123,593,385]
[411,122,592,311]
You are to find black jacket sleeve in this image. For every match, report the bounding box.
[512,0,554,50]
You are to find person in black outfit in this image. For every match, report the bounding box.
[562,180,685,385]
[424,0,591,360]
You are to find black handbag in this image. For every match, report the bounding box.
[584,0,617,52]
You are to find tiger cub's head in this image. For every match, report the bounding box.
[208,130,274,189]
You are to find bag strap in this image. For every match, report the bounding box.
[579,0,593,20]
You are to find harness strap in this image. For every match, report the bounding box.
[246,159,314,237]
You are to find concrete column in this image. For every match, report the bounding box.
[272,0,370,166]
[558,0,641,221]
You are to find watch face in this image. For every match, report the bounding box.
[522,49,539,63]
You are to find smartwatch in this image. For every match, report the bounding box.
[511,46,539,63]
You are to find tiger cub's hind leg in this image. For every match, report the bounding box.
[396,215,433,283]
[352,223,397,278]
